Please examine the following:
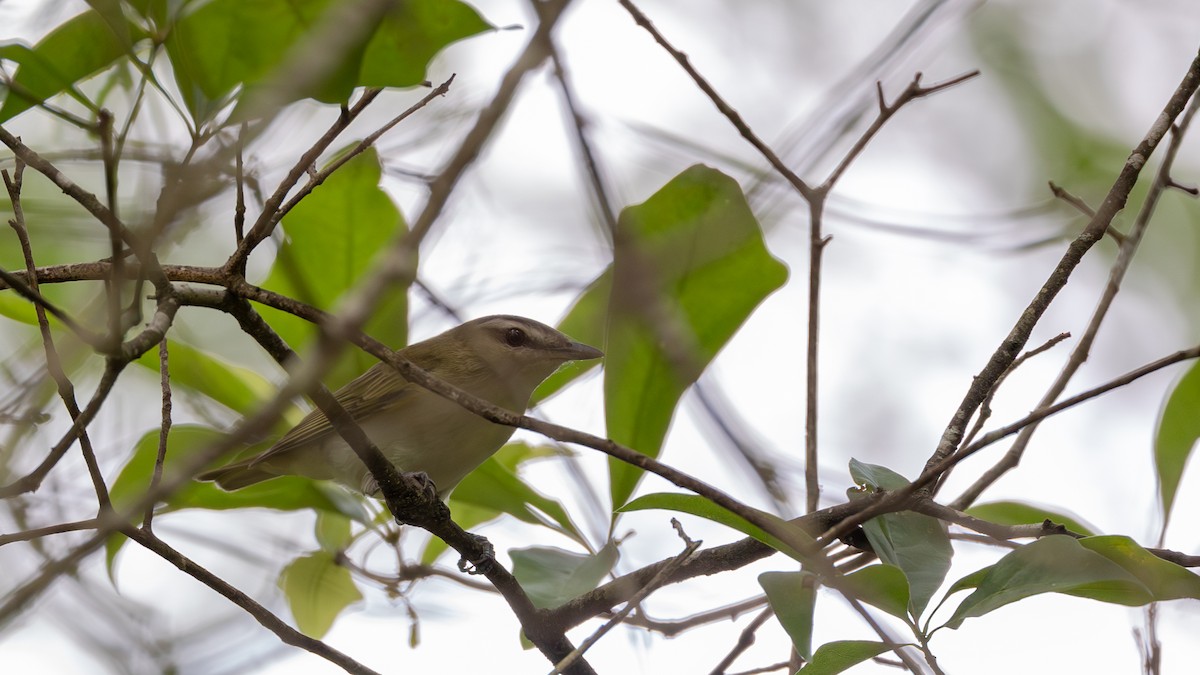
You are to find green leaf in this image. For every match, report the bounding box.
[109,424,347,514]
[166,0,491,120]
[618,492,812,562]
[134,339,274,416]
[165,0,331,120]
[531,274,610,404]
[943,535,1153,630]
[848,458,909,491]
[358,0,492,88]
[798,641,894,674]
[840,564,911,621]
[1078,535,1200,601]
[965,500,1097,537]
[1154,360,1200,528]
[450,445,584,543]
[510,542,619,610]
[105,425,351,577]
[279,550,362,638]
[759,571,817,660]
[605,165,788,510]
[848,459,952,618]
[0,9,141,122]
[315,512,353,552]
[258,146,409,387]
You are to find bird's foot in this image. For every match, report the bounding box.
[457,532,496,576]
[404,471,440,502]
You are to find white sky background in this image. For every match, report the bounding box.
[1,0,1199,673]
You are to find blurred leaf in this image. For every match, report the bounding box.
[510,542,618,610]
[966,500,1097,537]
[166,0,330,120]
[106,425,351,577]
[841,564,911,621]
[133,339,274,416]
[605,165,788,510]
[797,641,894,674]
[259,146,408,387]
[943,536,1153,630]
[759,570,817,660]
[849,459,951,618]
[279,550,362,638]
[315,511,353,552]
[451,446,584,544]
[358,0,492,88]
[1154,360,1200,528]
[166,0,491,121]
[0,9,142,122]
[532,274,609,404]
[618,492,810,562]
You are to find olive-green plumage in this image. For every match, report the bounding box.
[198,315,602,496]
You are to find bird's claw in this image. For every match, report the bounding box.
[457,532,496,576]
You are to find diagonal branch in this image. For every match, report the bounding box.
[917,47,1200,487]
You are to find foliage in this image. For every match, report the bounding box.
[0,2,1198,675]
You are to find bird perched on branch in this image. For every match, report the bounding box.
[199,315,602,497]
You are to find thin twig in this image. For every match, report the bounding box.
[950,88,1200,510]
[4,163,110,507]
[551,520,701,674]
[708,608,775,675]
[271,77,456,227]
[918,48,1200,492]
[144,339,171,530]
[616,0,814,202]
[122,526,381,675]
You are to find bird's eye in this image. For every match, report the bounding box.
[504,327,527,347]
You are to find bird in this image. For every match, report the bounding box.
[198,315,603,497]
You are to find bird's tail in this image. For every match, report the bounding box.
[196,461,277,491]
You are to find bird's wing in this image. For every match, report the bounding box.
[249,362,414,465]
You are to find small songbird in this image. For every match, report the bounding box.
[199,315,602,496]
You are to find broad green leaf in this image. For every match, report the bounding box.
[849,459,951,618]
[279,551,362,638]
[451,447,584,544]
[166,0,331,120]
[531,274,609,404]
[134,339,274,416]
[1079,535,1200,601]
[797,640,894,675]
[840,564,911,621]
[605,165,788,510]
[1154,360,1200,527]
[358,0,492,88]
[108,424,346,515]
[759,571,817,660]
[0,9,141,122]
[105,425,351,577]
[166,0,491,121]
[259,146,408,387]
[510,542,619,610]
[617,492,812,562]
[966,500,1097,537]
[943,535,1152,630]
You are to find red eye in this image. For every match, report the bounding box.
[504,327,527,347]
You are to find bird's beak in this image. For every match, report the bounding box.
[561,340,604,361]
